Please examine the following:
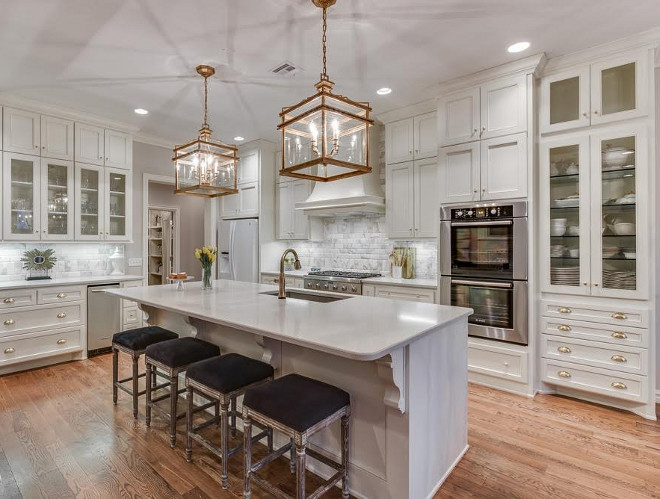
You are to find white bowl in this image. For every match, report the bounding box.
[567,226,579,236]
[613,223,636,236]
[569,249,579,258]
[550,227,566,237]
[623,251,636,259]
[551,218,567,225]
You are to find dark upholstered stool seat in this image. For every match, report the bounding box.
[112,326,178,351]
[145,337,220,368]
[243,373,350,433]
[187,353,275,394]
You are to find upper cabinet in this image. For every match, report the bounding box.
[3,108,40,155]
[104,129,132,170]
[75,124,132,169]
[277,178,312,240]
[438,74,527,147]
[2,152,41,240]
[385,112,437,164]
[41,115,74,161]
[540,51,648,134]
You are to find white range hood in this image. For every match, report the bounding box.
[294,126,385,217]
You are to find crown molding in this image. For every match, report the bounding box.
[0,93,140,133]
[133,133,173,149]
[375,99,438,124]
[542,27,660,74]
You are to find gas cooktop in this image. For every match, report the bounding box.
[307,271,382,279]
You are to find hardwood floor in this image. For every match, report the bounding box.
[0,355,658,499]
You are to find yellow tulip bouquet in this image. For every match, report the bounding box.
[195,246,217,289]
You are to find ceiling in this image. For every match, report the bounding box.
[1,0,659,146]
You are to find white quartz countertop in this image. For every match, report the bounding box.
[261,271,437,289]
[0,274,143,291]
[106,280,471,361]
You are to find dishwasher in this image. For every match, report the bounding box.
[87,283,121,356]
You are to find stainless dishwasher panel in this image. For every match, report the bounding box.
[87,283,121,354]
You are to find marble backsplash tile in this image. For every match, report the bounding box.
[0,243,124,281]
[287,215,438,279]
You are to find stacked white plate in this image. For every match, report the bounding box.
[551,266,580,286]
[602,270,636,290]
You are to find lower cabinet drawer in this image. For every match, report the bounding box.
[468,341,526,382]
[541,335,646,375]
[0,327,83,365]
[374,286,436,303]
[37,285,85,305]
[1,303,82,335]
[0,289,37,309]
[540,299,648,328]
[122,308,140,326]
[541,317,648,348]
[542,359,647,402]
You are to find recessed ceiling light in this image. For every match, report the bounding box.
[234,136,245,141]
[507,42,530,53]
[134,108,149,115]
[376,87,392,95]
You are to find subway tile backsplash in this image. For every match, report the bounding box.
[287,215,437,279]
[0,243,124,281]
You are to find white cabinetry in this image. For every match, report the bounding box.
[260,274,304,289]
[2,152,40,240]
[75,123,104,165]
[277,179,312,240]
[41,115,74,160]
[220,145,262,219]
[540,51,649,134]
[121,280,144,330]
[385,112,437,164]
[3,107,40,155]
[438,74,526,146]
[104,129,132,170]
[439,132,527,203]
[362,283,436,303]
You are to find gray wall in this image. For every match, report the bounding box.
[148,182,205,277]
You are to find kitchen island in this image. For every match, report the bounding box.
[107,280,472,499]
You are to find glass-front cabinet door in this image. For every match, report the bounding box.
[2,152,40,240]
[540,68,590,134]
[105,168,130,241]
[540,136,591,295]
[591,54,647,125]
[40,158,74,240]
[591,127,648,299]
[75,163,104,240]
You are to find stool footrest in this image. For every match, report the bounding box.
[308,470,343,499]
[192,415,220,433]
[306,448,344,472]
[250,474,292,499]
[250,442,293,474]
[117,372,146,384]
[116,384,147,397]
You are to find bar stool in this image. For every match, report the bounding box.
[145,337,220,447]
[242,374,351,499]
[111,326,179,418]
[185,353,275,489]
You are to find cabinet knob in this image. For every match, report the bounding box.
[611,331,627,340]
[4,319,15,326]
[4,347,15,354]
[34,145,39,149]
[57,312,67,319]
[557,371,571,378]
[557,324,571,332]
[611,312,627,320]
[34,230,39,234]
[594,110,599,115]
[3,298,15,304]
[57,339,67,345]
[611,381,627,390]
[42,146,45,149]
[473,188,478,193]
[56,293,67,299]
[611,354,627,363]
[473,128,478,135]
[557,346,571,354]
[99,156,103,159]
[582,112,588,118]
[594,283,599,287]
[558,307,571,314]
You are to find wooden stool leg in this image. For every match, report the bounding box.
[112,347,118,405]
[296,442,306,499]
[230,396,237,437]
[131,354,139,419]
[169,374,178,447]
[220,402,230,489]
[145,362,152,426]
[186,386,194,462]
[243,415,252,499]
[341,415,350,498]
[289,438,296,473]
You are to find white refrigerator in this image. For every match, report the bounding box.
[217,219,259,282]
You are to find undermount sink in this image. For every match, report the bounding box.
[260,290,352,303]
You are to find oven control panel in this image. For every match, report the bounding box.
[451,205,513,220]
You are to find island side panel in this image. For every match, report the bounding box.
[407,319,469,499]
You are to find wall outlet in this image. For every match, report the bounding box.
[128,258,142,267]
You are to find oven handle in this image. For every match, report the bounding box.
[450,220,513,227]
[451,279,513,289]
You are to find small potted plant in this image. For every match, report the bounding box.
[194,246,217,290]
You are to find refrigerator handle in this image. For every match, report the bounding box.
[229,222,237,280]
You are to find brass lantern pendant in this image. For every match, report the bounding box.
[278,0,374,182]
[174,65,239,197]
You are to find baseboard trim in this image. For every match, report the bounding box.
[656,390,660,404]
[426,444,470,499]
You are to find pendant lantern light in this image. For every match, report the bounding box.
[174,65,239,197]
[278,0,374,182]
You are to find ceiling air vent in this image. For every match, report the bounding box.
[271,61,299,77]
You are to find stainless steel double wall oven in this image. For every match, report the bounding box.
[440,201,528,345]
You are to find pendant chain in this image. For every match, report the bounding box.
[203,75,209,128]
[321,7,328,80]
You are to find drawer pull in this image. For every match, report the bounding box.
[3,298,15,304]
[57,312,67,319]
[56,339,67,345]
[611,355,627,363]
[4,347,15,354]
[611,332,628,340]
[611,382,627,390]
[557,371,571,378]
[56,293,67,299]
[611,312,627,320]
[557,346,571,354]
[557,324,571,332]
[558,307,571,314]
[3,319,15,326]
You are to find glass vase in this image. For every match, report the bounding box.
[202,266,213,290]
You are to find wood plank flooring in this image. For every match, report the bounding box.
[0,355,658,498]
